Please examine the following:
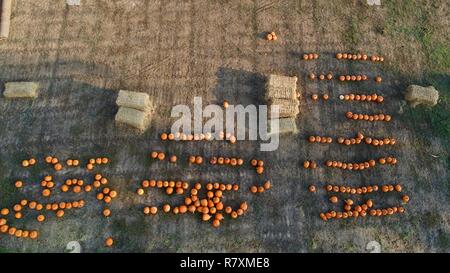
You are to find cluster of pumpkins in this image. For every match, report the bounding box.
[302,53,320,60]
[345,111,392,122]
[303,160,318,169]
[143,181,246,228]
[250,181,271,193]
[66,159,80,167]
[44,156,63,171]
[150,151,170,161]
[338,74,368,82]
[137,179,190,196]
[308,73,333,81]
[21,158,37,167]
[320,203,406,221]
[7,155,117,247]
[335,53,385,62]
[339,93,384,103]
[160,132,237,144]
[378,156,398,165]
[40,175,56,197]
[86,157,109,171]
[311,94,330,101]
[250,159,265,174]
[61,178,90,193]
[315,188,409,221]
[210,156,244,167]
[265,31,278,41]
[308,135,333,144]
[188,155,204,165]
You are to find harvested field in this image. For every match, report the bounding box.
[0,0,449,253]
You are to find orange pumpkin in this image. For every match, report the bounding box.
[105,237,113,247]
[103,208,111,217]
[163,204,171,213]
[329,196,338,203]
[256,166,264,174]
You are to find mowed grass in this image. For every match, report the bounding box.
[384,0,450,190]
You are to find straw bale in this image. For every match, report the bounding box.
[269,98,299,118]
[116,90,150,111]
[4,82,39,98]
[405,85,439,107]
[115,106,148,130]
[0,0,12,40]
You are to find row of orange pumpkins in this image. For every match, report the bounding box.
[0,221,39,239]
[302,53,319,60]
[339,93,384,103]
[161,132,237,144]
[346,111,392,122]
[210,156,244,166]
[250,181,271,193]
[320,206,405,221]
[336,53,385,62]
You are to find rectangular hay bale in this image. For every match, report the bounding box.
[269,98,299,118]
[265,86,297,100]
[116,90,150,111]
[266,74,297,89]
[4,82,39,98]
[115,107,148,131]
[0,0,12,40]
[267,117,298,136]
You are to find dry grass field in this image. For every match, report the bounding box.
[0,0,448,252]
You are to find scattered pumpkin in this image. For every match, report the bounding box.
[105,237,114,247]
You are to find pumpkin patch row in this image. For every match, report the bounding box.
[323,184,402,194]
[302,53,320,60]
[325,156,397,171]
[345,111,392,122]
[160,132,237,144]
[0,220,39,240]
[209,156,244,166]
[338,74,368,82]
[320,206,404,221]
[308,136,333,144]
[308,73,333,80]
[339,93,384,103]
[137,179,189,196]
[250,181,271,194]
[336,132,396,147]
[335,53,385,62]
